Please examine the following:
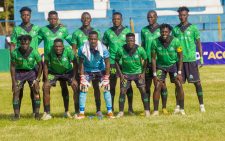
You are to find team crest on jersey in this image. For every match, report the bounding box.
[58,32,63,36]
[28,57,33,61]
[62,57,67,61]
[158,47,162,50]
[46,32,50,36]
[18,57,22,60]
[169,47,175,51]
[134,54,139,58]
[186,31,191,35]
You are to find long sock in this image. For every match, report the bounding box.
[30,88,35,113]
[119,93,126,111]
[44,105,50,113]
[34,99,41,114]
[195,83,204,105]
[127,87,133,111]
[13,99,20,115]
[161,88,168,109]
[153,100,159,111]
[95,99,101,112]
[141,92,149,111]
[79,92,87,114]
[62,87,69,112]
[104,91,112,113]
[179,99,184,109]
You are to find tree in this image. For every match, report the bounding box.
[0,0,14,35]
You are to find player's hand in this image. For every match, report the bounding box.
[176,74,183,82]
[139,73,145,79]
[80,75,90,92]
[200,56,204,67]
[99,75,110,91]
[71,79,78,89]
[32,79,40,94]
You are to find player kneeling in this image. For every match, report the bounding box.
[151,24,185,116]
[42,39,78,120]
[10,35,42,120]
[115,33,150,118]
[75,31,114,119]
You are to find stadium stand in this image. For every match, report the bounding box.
[13,0,225,42]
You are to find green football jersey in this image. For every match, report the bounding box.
[141,25,160,63]
[103,27,131,64]
[116,45,147,74]
[38,25,71,57]
[152,37,182,68]
[45,47,75,74]
[172,24,200,62]
[11,24,40,50]
[71,28,101,49]
[11,48,41,70]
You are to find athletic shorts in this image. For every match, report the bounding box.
[182,61,200,83]
[15,69,37,88]
[120,74,145,90]
[84,71,105,82]
[48,71,73,86]
[145,63,153,80]
[110,64,120,79]
[156,64,178,83]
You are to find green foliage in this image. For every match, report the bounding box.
[0,65,225,141]
[0,0,14,20]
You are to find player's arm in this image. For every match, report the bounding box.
[43,60,49,82]
[79,57,84,75]
[104,58,110,75]
[141,30,145,47]
[10,61,17,92]
[177,46,183,81]
[196,39,203,65]
[10,28,17,52]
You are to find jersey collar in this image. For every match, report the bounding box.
[111,25,125,36]
[158,36,174,48]
[148,23,160,33]
[20,23,33,33]
[178,23,192,32]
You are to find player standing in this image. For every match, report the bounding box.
[151,24,185,115]
[75,31,114,119]
[10,7,40,115]
[172,7,205,113]
[10,35,42,120]
[115,33,150,117]
[103,12,134,114]
[71,12,101,116]
[38,11,74,118]
[141,10,168,114]
[42,39,78,120]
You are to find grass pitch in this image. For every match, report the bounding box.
[0,65,225,141]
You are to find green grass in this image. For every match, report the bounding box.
[0,65,225,141]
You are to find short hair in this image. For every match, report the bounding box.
[89,31,98,37]
[147,10,157,16]
[18,35,32,42]
[160,23,173,31]
[54,38,63,44]
[177,6,190,13]
[48,11,58,17]
[126,33,135,38]
[113,12,123,18]
[81,12,91,18]
[20,7,32,13]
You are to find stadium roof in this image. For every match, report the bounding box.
[0,7,3,12]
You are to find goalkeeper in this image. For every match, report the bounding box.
[75,31,114,119]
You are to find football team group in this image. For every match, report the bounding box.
[9,6,206,120]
